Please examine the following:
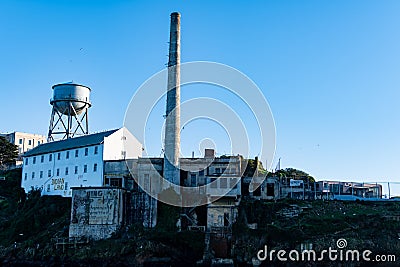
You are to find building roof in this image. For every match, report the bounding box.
[23,129,119,157]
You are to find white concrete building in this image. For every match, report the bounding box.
[0,131,46,166]
[21,127,142,197]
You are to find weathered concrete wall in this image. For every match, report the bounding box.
[127,192,157,228]
[104,159,158,228]
[261,177,280,200]
[69,187,124,240]
[207,198,239,229]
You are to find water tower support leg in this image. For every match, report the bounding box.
[85,109,89,134]
[47,108,56,142]
[69,104,87,137]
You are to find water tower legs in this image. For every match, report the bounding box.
[47,100,90,142]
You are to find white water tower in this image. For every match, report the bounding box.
[47,83,91,141]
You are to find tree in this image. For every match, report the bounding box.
[242,158,266,177]
[268,167,315,183]
[0,136,18,169]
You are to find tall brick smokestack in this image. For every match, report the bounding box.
[164,12,181,185]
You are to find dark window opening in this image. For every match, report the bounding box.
[267,183,275,197]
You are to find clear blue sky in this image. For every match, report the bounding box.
[1,0,399,186]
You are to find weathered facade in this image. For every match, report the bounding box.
[242,176,280,200]
[207,198,239,230]
[69,187,125,240]
[104,159,158,228]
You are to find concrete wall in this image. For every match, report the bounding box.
[69,187,125,240]
[128,192,157,228]
[260,177,280,200]
[135,158,164,193]
[104,159,157,228]
[206,177,241,198]
[103,127,142,161]
[207,198,239,230]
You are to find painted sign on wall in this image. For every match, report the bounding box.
[88,189,119,225]
[52,178,65,190]
[290,179,303,187]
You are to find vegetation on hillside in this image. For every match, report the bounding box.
[234,199,400,264]
[242,158,267,176]
[0,187,71,247]
[268,167,316,183]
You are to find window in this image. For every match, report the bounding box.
[19,139,22,144]
[38,141,41,145]
[215,168,221,174]
[49,154,52,161]
[94,146,98,155]
[47,184,50,192]
[57,153,61,160]
[32,172,35,179]
[28,140,32,145]
[199,169,205,176]
[210,178,217,188]
[121,151,126,158]
[85,148,88,156]
[41,155,44,163]
[75,149,79,157]
[74,166,78,174]
[84,165,87,173]
[33,157,36,164]
[25,158,28,165]
[220,178,227,188]
[65,182,69,191]
[56,168,60,176]
[93,163,97,172]
[40,171,43,179]
[48,170,51,177]
[24,173,27,180]
[66,151,69,159]
[110,178,122,187]
[191,174,196,186]
[65,167,69,175]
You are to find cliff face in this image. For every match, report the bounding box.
[233,199,400,265]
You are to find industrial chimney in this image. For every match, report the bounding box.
[163,12,181,185]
